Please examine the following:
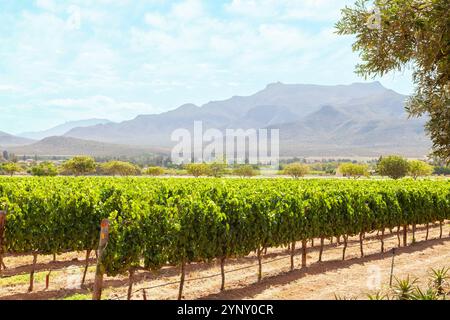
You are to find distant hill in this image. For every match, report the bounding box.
[8,136,167,157]
[272,105,429,157]
[0,131,35,147]
[64,82,431,157]
[19,119,112,140]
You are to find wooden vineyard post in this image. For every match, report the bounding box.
[0,210,6,273]
[81,249,92,287]
[92,219,109,300]
[142,289,147,301]
[389,248,396,287]
[178,260,186,300]
[220,256,226,291]
[127,268,135,300]
[359,232,364,257]
[45,271,51,290]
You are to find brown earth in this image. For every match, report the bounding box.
[0,222,449,300]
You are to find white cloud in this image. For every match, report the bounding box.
[144,13,169,29]
[225,0,353,21]
[44,96,161,120]
[171,0,204,21]
[0,84,21,93]
[225,0,276,18]
[257,24,310,51]
[35,0,57,12]
[0,0,414,133]
[209,36,237,56]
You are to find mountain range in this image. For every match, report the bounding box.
[0,131,35,147]
[19,119,112,140]
[63,82,430,157]
[6,136,167,158]
[0,82,431,158]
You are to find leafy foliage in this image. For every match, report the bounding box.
[100,161,140,176]
[338,163,369,178]
[0,177,449,277]
[30,162,58,177]
[232,165,258,177]
[377,155,409,179]
[283,163,310,178]
[336,0,450,163]
[144,166,165,176]
[434,166,450,175]
[185,163,211,177]
[408,160,433,179]
[62,156,96,176]
[1,163,22,176]
[207,162,228,178]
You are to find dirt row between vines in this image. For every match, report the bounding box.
[0,222,449,300]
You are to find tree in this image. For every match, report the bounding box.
[144,166,165,176]
[338,163,370,178]
[30,162,58,177]
[336,0,450,163]
[207,162,228,177]
[2,162,22,176]
[10,153,18,163]
[408,160,433,179]
[62,156,97,176]
[185,163,211,177]
[283,163,310,179]
[377,155,409,179]
[232,165,259,178]
[101,161,140,176]
[433,166,450,175]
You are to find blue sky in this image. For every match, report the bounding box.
[0,0,414,134]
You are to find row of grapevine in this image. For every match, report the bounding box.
[0,177,449,298]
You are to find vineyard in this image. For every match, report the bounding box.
[0,177,449,300]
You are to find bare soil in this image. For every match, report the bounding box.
[0,223,448,300]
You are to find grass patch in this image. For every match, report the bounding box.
[0,272,46,287]
[0,264,96,288]
[62,293,91,300]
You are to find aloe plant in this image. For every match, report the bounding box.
[411,287,440,300]
[392,276,419,300]
[367,291,390,300]
[429,267,449,295]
